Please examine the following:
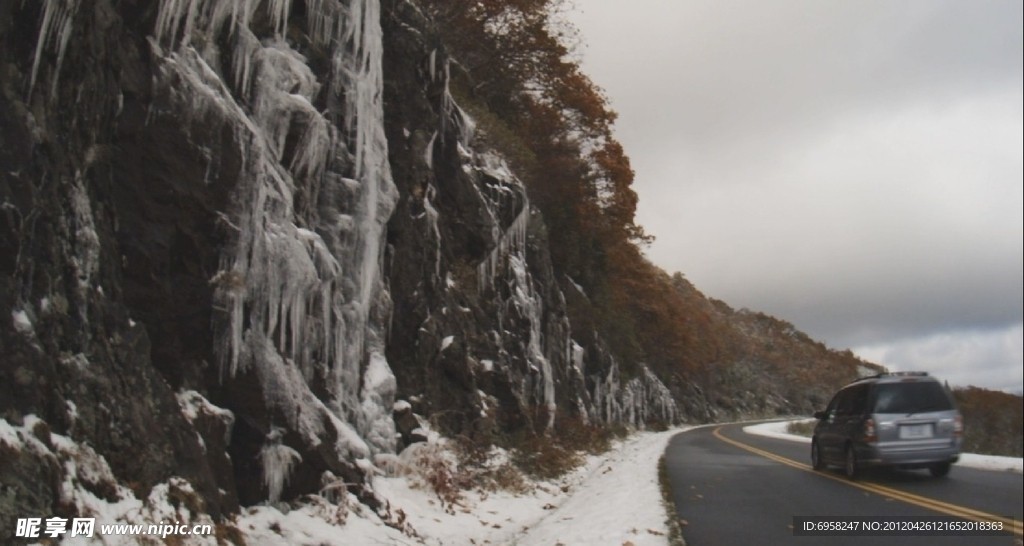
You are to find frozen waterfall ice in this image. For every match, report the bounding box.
[151,0,399,455]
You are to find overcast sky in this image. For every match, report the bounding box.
[568,0,1023,392]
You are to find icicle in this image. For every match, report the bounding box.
[259,428,301,503]
[154,0,200,49]
[423,186,442,283]
[439,79,476,145]
[231,29,260,101]
[571,341,585,374]
[317,0,399,448]
[28,0,81,99]
[359,352,397,452]
[68,177,100,290]
[66,175,101,333]
[587,364,678,427]
[155,0,268,51]
[477,200,529,293]
[267,0,292,37]
[151,0,400,458]
[288,114,332,180]
[424,131,437,168]
[304,0,346,48]
[504,253,557,429]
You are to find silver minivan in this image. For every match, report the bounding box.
[811,372,962,479]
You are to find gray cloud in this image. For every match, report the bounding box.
[855,325,1024,391]
[570,0,1023,390]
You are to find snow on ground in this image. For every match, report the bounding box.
[744,419,1024,474]
[236,428,684,545]
[512,429,681,546]
[12,416,1017,544]
[234,419,1024,544]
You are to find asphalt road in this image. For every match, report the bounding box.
[665,422,1023,545]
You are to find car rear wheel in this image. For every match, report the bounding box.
[844,445,859,480]
[929,462,951,478]
[811,440,825,470]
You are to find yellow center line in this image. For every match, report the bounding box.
[711,426,1022,537]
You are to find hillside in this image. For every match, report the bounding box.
[953,387,1024,457]
[2,0,883,540]
[664,274,883,419]
[418,0,880,423]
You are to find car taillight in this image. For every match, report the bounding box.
[863,418,877,443]
[953,415,963,437]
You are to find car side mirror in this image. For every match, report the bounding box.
[813,410,827,420]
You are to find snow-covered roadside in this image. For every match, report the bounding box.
[744,419,1024,474]
[3,411,680,545]
[212,420,1024,544]
[236,428,685,545]
[513,428,684,545]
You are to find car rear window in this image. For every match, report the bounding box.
[872,382,954,414]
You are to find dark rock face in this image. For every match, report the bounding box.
[0,0,679,530]
[0,0,229,527]
[380,0,678,442]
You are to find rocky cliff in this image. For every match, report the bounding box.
[0,0,680,532]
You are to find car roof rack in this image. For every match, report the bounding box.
[846,371,929,385]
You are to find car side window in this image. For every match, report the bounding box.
[832,385,869,416]
[847,385,869,415]
[832,389,854,416]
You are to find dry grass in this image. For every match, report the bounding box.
[658,455,687,546]
[511,416,617,480]
[785,419,816,437]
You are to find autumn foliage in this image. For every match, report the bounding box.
[952,387,1024,457]
[419,0,653,354]
[420,0,873,415]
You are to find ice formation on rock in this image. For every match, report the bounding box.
[260,428,302,503]
[592,362,678,427]
[28,0,80,98]
[422,47,678,431]
[176,390,236,445]
[477,200,529,294]
[429,89,556,427]
[150,0,398,458]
